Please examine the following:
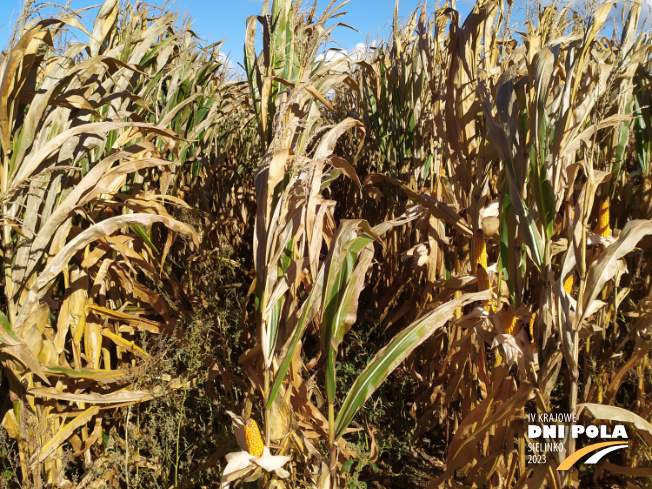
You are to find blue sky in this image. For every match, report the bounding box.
[1,0,478,65]
[1,0,641,66]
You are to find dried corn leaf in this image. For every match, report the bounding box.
[30,406,99,469]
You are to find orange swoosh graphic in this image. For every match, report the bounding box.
[557,441,627,471]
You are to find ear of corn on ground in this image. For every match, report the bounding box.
[244,418,264,457]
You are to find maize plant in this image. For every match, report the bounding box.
[0,1,245,486]
[2,0,652,487]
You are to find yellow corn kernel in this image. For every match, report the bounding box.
[563,273,574,295]
[529,313,536,344]
[473,231,488,271]
[476,264,491,291]
[501,305,519,336]
[487,299,498,313]
[244,418,264,458]
[594,198,611,238]
[476,264,496,312]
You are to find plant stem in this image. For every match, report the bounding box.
[265,368,271,446]
[329,402,336,488]
[125,405,131,489]
[329,441,337,489]
[175,385,187,487]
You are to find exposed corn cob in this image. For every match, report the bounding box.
[476,264,491,291]
[476,264,496,312]
[501,305,519,336]
[563,273,574,295]
[529,313,536,344]
[473,230,488,271]
[244,418,264,457]
[594,198,611,238]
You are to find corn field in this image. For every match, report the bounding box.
[0,0,652,487]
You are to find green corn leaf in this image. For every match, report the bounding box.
[529,95,555,241]
[321,220,380,405]
[0,311,21,344]
[498,191,515,297]
[266,264,325,409]
[266,216,409,410]
[333,290,490,441]
[131,224,160,255]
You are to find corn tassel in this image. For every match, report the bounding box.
[501,305,519,336]
[594,198,611,238]
[473,231,488,271]
[244,418,264,457]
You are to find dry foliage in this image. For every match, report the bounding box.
[0,0,652,488]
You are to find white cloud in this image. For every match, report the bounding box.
[315,48,348,63]
[348,39,378,61]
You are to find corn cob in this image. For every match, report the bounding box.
[476,264,491,291]
[563,273,574,295]
[244,418,264,457]
[529,313,536,344]
[476,264,496,312]
[594,198,611,238]
[473,230,488,271]
[501,305,519,336]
